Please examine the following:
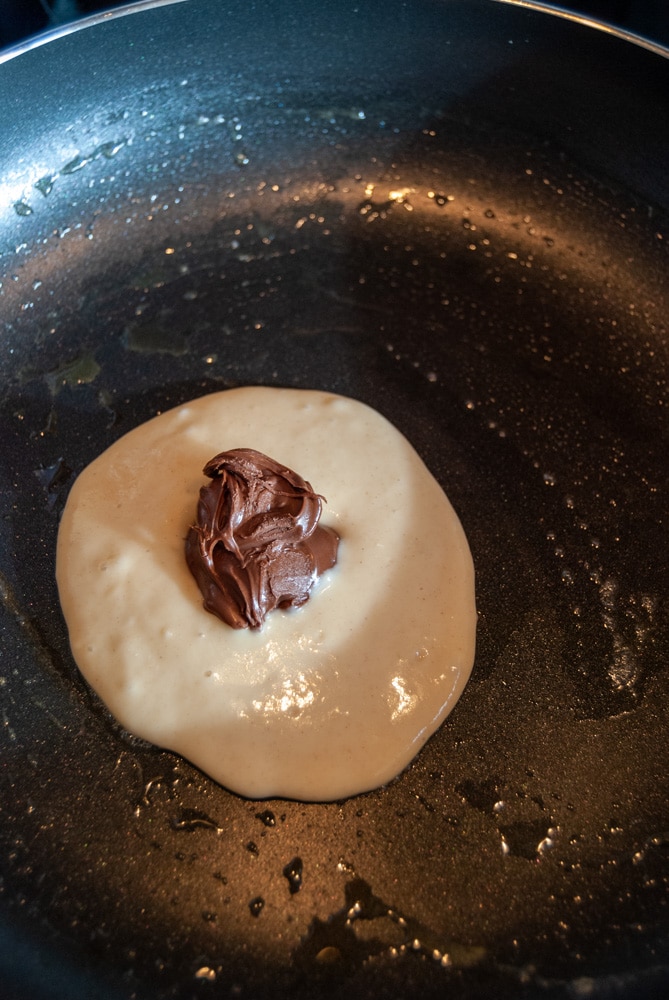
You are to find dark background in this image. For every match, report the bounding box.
[1,0,669,49]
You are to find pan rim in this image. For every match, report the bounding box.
[1,0,668,68]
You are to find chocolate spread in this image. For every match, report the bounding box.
[185,448,339,629]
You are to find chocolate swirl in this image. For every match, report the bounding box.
[185,449,339,629]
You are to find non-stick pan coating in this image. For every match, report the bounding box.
[0,2,667,998]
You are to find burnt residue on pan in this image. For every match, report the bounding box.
[0,1,668,998]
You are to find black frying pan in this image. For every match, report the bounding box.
[1,1,668,998]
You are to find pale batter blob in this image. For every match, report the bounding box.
[56,388,476,800]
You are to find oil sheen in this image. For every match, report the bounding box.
[56,387,476,800]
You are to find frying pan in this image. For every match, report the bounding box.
[1,1,667,997]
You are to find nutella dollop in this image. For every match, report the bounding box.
[185,448,339,629]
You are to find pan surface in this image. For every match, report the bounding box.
[0,1,667,998]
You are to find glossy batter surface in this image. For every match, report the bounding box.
[56,388,476,800]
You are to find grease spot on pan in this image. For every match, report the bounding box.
[122,321,190,356]
[33,457,72,510]
[294,876,485,974]
[36,352,101,396]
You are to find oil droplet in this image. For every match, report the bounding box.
[316,946,341,964]
[170,808,221,832]
[430,192,454,206]
[498,819,558,859]
[98,139,126,159]
[255,809,276,827]
[249,896,264,917]
[283,856,303,894]
[62,154,92,175]
[34,175,56,197]
[195,967,216,981]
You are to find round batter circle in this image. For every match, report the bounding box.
[56,387,476,801]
